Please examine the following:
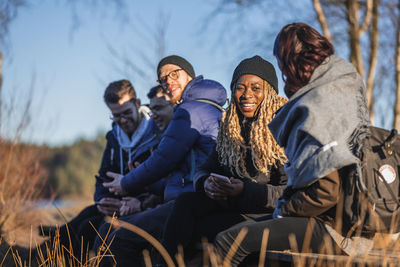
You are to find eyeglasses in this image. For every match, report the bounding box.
[157,69,183,86]
[109,99,136,121]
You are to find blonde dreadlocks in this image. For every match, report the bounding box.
[216,81,287,180]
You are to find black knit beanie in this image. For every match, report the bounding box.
[157,55,195,79]
[230,55,278,94]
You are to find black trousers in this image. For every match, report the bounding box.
[51,204,105,258]
[94,201,175,267]
[160,192,250,264]
[215,217,344,267]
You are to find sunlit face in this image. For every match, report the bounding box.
[233,74,265,118]
[107,94,140,137]
[159,64,193,104]
[149,94,174,131]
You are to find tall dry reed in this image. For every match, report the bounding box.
[0,140,47,236]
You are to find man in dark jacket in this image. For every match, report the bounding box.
[100,55,227,266]
[39,80,163,259]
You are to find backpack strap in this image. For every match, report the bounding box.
[196,99,224,112]
[181,148,208,187]
[179,99,222,187]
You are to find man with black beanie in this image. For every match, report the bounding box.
[156,55,196,104]
[98,55,227,266]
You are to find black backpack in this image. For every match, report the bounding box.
[340,126,400,235]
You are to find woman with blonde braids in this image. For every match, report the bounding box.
[158,55,288,265]
[215,23,372,267]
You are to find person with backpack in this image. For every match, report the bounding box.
[214,23,373,266]
[96,55,227,266]
[157,56,288,266]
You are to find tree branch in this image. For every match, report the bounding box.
[347,0,365,78]
[312,0,331,41]
[360,0,373,34]
[366,0,379,122]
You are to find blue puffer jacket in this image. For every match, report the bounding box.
[121,76,227,201]
[94,119,164,201]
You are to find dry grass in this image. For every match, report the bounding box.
[0,140,399,267]
[0,136,51,266]
[0,201,400,266]
[0,141,47,236]
[0,118,399,266]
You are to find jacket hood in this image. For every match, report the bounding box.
[180,76,227,107]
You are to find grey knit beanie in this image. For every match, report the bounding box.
[230,55,278,94]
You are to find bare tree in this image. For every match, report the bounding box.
[313,0,332,41]
[199,0,318,76]
[106,10,170,94]
[346,0,373,79]
[61,0,130,41]
[207,0,397,126]
[313,0,378,119]
[313,1,400,129]
[367,0,380,120]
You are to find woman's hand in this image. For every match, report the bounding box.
[204,176,228,200]
[212,177,244,196]
[203,174,244,199]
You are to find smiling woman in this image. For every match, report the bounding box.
[234,74,265,118]
[213,22,374,267]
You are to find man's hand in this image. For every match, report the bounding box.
[128,161,141,172]
[96,197,122,216]
[119,197,141,216]
[103,171,127,196]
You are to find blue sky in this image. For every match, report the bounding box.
[2,0,316,146]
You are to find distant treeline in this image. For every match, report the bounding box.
[31,134,106,199]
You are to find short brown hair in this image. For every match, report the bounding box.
[274,22,334,97]
[104,80,137,104]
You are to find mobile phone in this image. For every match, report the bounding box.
[95,174,113,183]
[210,173,231,183]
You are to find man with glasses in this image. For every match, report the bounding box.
[100,55,227,266]
[39,80,164,260]
[97,80,165,215]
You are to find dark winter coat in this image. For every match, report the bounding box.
[94,120,162,201]
[120,76,227,202]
